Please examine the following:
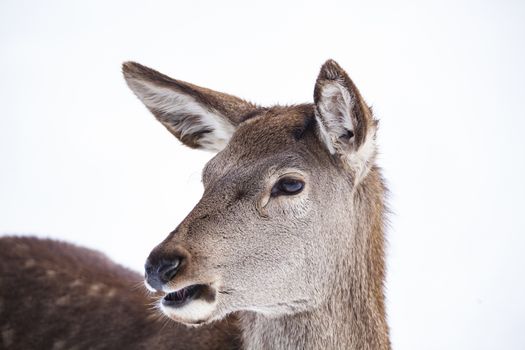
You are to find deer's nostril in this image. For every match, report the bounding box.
[144,257,182,292]
[158,258,181,283]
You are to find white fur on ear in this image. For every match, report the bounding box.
[346,128,377,183]
[315,79,376,183]
[127,78,236,152]
[315,80,354,155]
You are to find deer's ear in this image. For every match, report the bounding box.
[123,62,257,152]
[314,59,377,181]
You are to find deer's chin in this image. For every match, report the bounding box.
[159,284,217,325]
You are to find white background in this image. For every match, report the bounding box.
[1,1,524,349]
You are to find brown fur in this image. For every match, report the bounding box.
[0,236,241,349]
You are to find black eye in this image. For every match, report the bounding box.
[271,178,304,197]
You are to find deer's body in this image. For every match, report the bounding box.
[0,236,240,349]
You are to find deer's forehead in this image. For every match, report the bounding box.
[228,105,316,156]
[202,106,322,180]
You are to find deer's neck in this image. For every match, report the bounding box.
[239,273,389,350]
[240,171,390,349]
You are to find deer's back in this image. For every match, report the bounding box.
[0,236,240,350]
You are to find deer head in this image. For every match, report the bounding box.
[123,60,380,326]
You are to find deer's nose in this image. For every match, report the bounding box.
[144,257,182,292]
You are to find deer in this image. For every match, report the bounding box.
[0,236,240,349]
[122,59,391,349]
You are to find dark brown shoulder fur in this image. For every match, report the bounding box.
[0,236,241,350]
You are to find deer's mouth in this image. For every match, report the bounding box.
[160,284,217,325]
[162,283,216,307]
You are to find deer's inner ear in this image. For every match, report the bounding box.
[313,60,377,183]
[129,80,236,151]
[122,61,257,152]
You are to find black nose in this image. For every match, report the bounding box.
[144,257,182,292]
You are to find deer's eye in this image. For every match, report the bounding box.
[271,178,304,197]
